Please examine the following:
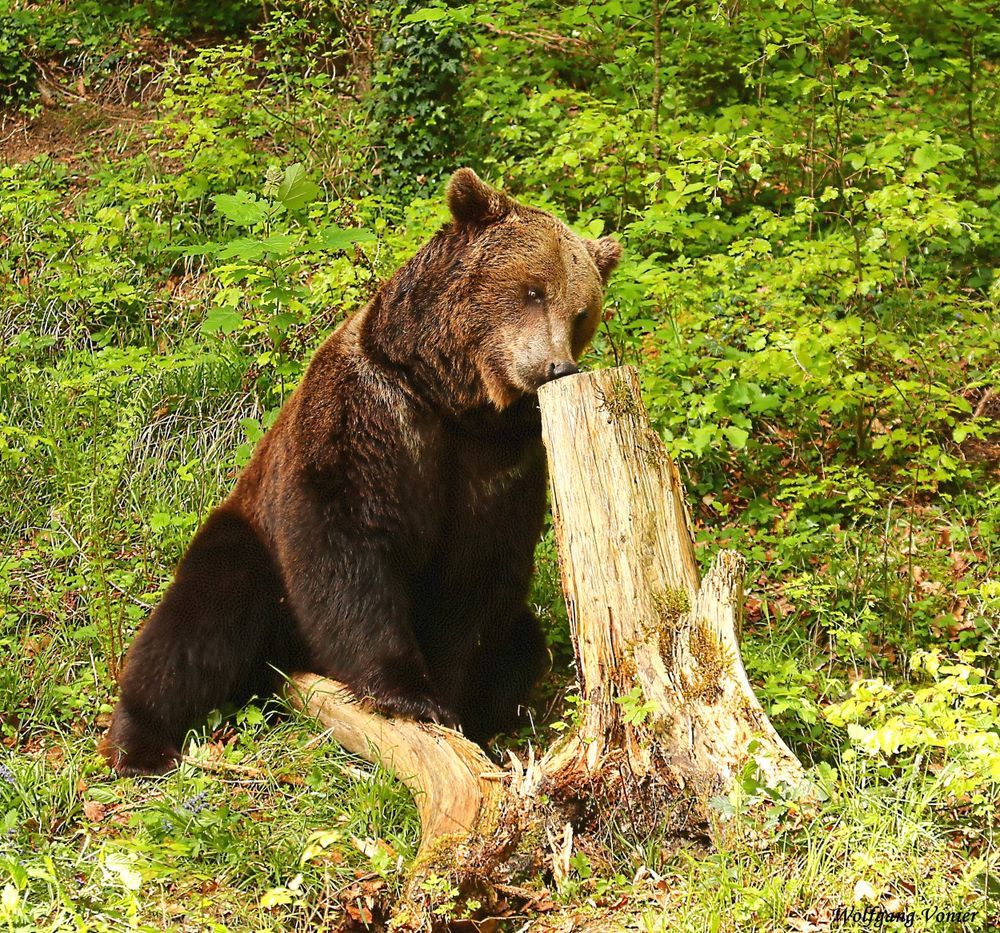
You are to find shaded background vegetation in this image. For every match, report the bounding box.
[0,1,997,929]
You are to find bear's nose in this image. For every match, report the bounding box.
[546,361,579,382]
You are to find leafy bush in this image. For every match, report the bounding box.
[189,162,377,417]
[0,2,37,103]
[826,644,1000,808]
[370,0,469,186]
[143,0,261,35]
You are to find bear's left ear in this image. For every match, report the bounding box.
[586,236,622,285]
[447,168,513,227]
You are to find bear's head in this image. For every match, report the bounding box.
[444,169,621,408]
[363,168,621,413]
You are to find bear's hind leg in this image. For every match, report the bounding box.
[101,506,299,775]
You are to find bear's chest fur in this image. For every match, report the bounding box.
[389,393,548,585]
[243,332,547,595]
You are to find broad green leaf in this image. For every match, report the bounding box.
[214,191,267,227]
[216,238,265,260]
[201,307,243,336]
[723,426,749,450]
[690,424,716,455]
[241,418,264,443]
[913,145,941,172]
[276,163,320,210]
[314,226,376,251]
[260,233,298,256]
[403,7,450,23]
[103,853,142,892]
[260,887,298,908]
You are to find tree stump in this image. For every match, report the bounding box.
[537,366,803,794]
[287,365,804,929]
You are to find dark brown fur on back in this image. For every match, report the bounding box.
[101,169,621,775]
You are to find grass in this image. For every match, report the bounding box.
[2,158,996,933]
[1,713,421,931]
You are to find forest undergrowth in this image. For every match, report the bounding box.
[0,1,997,930]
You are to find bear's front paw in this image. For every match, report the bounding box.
[417,697,462,732]
[365,689,461,732]
[99,705,183,777]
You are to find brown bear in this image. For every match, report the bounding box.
[100,168,621,775]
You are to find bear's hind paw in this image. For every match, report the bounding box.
[98,735,181,777]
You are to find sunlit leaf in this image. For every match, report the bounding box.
[214,191,267,227]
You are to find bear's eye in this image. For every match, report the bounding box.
[525,287,545,305]
[575,308,589,324]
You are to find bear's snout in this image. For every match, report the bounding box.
[545,361,579,382]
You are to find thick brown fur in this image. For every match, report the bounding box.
[100,169,621,775]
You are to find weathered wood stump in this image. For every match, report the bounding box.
[538,366,802,794]
[287,365,804,930]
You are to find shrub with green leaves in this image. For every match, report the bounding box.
[189,162,377,414]
[0,2,36,104]
[370,0,470,186]
[826,644,1000,808]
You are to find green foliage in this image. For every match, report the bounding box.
[144,0,261,35]
[0,716,420,930]
[370,0,470,186]
[187,161,376,414]
[0,1,35,103]
[614,685,659,726]
[826,647,1000,806]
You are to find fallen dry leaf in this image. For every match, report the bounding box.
[83,800,106,822]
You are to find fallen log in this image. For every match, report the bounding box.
[285,674,508,929]
[287,365,804,930]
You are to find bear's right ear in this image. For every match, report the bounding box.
[447,168,513,227]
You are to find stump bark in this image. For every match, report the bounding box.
[287,365,804,930]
